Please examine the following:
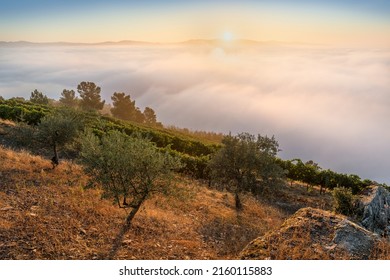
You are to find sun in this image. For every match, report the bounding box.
[222,31,234,42]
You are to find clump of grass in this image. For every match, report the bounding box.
[200,217,261,257]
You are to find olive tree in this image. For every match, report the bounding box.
[80,130,181,259]
[36,108,84,168]
[208,132,285,211]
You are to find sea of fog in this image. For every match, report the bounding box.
[1,42,390,183]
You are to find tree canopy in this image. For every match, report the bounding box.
[110,92,144,122]
[77,81,105,111]
[30,89,49,105]
[208,132,285,210]
[143,107,159,126]
[36,108,84,168]
[59,89,78,107]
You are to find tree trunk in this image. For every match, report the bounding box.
[235,191,243,212]
[106,200,143,259]
[51,141,59,169]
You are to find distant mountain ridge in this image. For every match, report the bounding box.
[0,40,159,47]
[0,39,309,47]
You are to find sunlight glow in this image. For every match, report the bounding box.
[223,31,234,42]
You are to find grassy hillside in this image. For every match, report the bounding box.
[2,100,379,260]
[0,142,334,259]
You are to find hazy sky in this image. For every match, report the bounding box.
[1,1,390,183]
[1,0,390,46]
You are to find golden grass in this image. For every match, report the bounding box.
[3,143,382,260]
[0,146,288,259]
[240,207,390,260]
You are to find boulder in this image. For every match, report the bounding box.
[240,207,379,260]
[333,219,376,258]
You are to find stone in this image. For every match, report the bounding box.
[358,186,390,236]
[240,207,379,260]
[332,219,376,259]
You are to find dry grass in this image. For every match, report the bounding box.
[240,207,390,260]
[370,239,390,260]
[0,145,287,259]
[2,119,389,260]
[240,207,347,260]
[260,181,333,215]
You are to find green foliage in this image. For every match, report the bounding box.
[110,93,162,126]
[35,108,85,161]
[110,92,144,122]
[0,97,215,177]
[97,115,219,158]
[177,153,210,179]
[143,107,159,126]
[279,158,367,194]
[0,104,13,120]
[0,99,50,125]
[77,81,105,111]
[8,97,26,102]
[208,132,285,195]
[36,108,83,146]
[332,187,355,215]
[59,89,78,107]
[165,125,224,143]
[30,89,49,105]
[8,122,37,149]
[80,130,182,207]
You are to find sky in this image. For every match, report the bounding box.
[0,0,390,46]
[1,1,390,183]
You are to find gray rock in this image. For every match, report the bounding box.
[240,207,380,260]
[358,186,390,236]
[333,219,377,259]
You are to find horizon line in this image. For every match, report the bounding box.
[0,38,322,46]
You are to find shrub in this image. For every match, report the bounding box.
[332,187,355,215]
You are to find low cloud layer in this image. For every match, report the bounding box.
[1,43,390,183]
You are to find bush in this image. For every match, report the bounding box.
[332,187,355,215]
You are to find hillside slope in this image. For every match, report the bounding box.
[0,145,290,259]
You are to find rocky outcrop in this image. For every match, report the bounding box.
[240,185,390,260]
[240,207,380,260]
[332,219,376,257]
[357,186,390,237]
